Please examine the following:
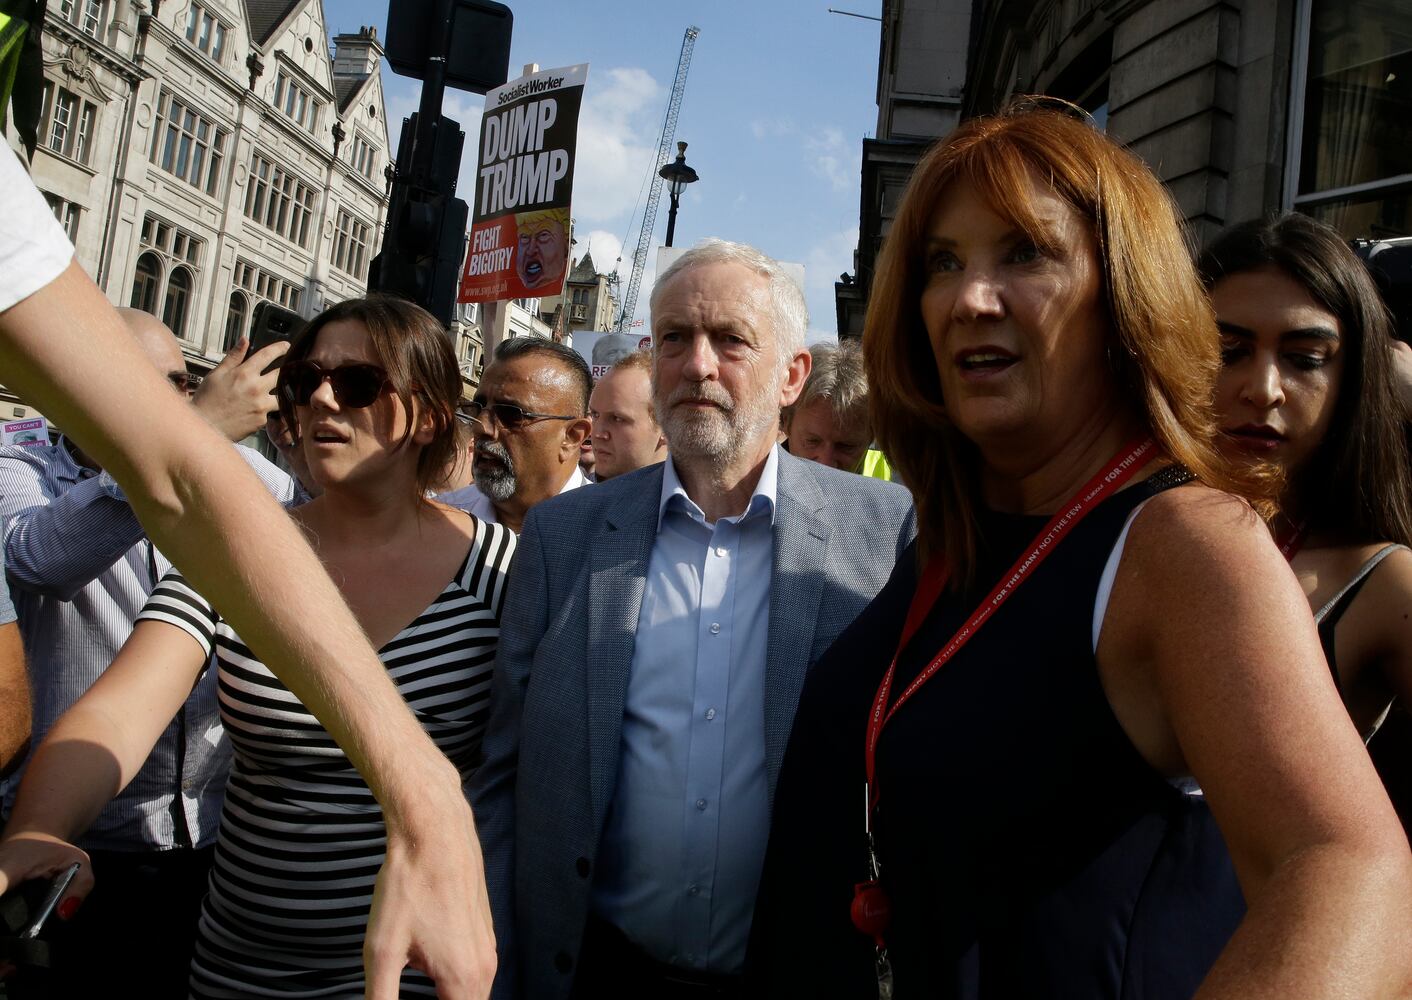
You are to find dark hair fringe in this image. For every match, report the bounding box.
[1198,213,1412,548]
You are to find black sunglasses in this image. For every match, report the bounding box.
[457,400,578,431]
[281,361,391,408]
[1002,94,1100,130]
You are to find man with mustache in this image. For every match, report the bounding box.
[471,239,916,999]
[442,337,592,532]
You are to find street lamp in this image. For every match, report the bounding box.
[659,141,699,248]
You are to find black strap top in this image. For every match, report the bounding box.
[1316,544,1406,686]
[752,469,1245,999]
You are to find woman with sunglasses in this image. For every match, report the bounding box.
[1199,214,1412,809]
[0,296,516,997]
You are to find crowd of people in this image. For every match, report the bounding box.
[0,95,1409,1000]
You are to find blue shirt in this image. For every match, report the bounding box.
[592,447,779,974]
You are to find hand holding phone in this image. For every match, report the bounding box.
[194,333,293,442]
[0,836,92,925]
[16,862,80,939]
[0,860,84,970]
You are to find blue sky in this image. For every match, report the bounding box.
[329,0,885,339]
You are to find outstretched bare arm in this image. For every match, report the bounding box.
[0,261,494,998]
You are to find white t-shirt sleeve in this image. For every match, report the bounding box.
[0,142,75,313]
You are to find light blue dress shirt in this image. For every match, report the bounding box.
[592,447,779,974]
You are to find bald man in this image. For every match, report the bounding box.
[441,336,593,532]
[0,312,294,996]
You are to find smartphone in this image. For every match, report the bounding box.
[17,863,81,940]
[248,301,306,356]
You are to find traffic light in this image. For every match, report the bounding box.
[385,0,512,94]
[368,112,468,327]
[369,0,512,328]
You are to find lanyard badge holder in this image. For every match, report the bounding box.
[853,782,894,997]
[851,437,1157,999]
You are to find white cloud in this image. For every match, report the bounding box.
[575,229,626,278]
[806,126,854,193]
[807,329,839,346]
[386,67,659,227]
[572,67,664,225]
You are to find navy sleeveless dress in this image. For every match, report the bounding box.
[750,475,1245,998]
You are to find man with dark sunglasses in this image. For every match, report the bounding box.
[439,336,593,532]
[0,308,295,996]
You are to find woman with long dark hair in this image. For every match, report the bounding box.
[0,296,516,997]
[1200,213,1412,796]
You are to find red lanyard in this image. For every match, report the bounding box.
[863,435,1158,816]
[851,435,1159,990]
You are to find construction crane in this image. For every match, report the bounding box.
[615,25,699,332]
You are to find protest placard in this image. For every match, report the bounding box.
[460,63,589,304]
[2,417,49,447]
[572,331,654,382]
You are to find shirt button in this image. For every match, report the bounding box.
[715,546,727,557]
[696,798,707,811]
[709,622,721,635]
[705,708,716,721]
[687,884,700,896]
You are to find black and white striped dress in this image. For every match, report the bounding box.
[137,516,516,998]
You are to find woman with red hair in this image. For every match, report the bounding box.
[752,101,1412,998]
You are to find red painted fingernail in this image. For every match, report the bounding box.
[57,897,80,921]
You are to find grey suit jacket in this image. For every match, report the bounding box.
[469,449,915,999]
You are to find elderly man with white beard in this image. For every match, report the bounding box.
[469,239,917,1000]
[441,337,593,532]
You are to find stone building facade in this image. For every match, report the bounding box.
[5,0,391,425]
[838,0,1411,333]
[537,249,620,339]
[452,297,554,389]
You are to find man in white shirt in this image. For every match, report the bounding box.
[442,337,592,531]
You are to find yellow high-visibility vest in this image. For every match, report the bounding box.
[0,14,26,123]
[859,448,892,481]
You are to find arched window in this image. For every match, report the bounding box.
[163,266,193,338]
[224,290,248,350]
[131,251,162,314]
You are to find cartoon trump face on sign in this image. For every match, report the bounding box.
[515,210,569,291]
